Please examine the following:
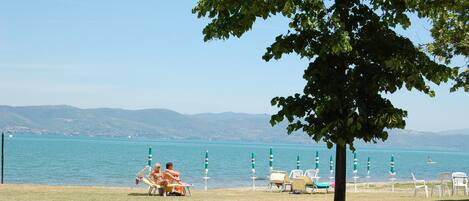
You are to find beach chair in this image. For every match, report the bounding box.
[431,172,451,197]
[163,183,192,196]
[291,176,308,193]
[292,176,330,194]
[268,170,290,192]
[411,173,428,198]
[451,172,468,196]
[289,169,304,179]
[304,169,320,182]
[135,166,165,196]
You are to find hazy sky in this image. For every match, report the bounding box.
[0,1,467,132]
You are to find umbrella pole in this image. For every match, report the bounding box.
[1,132,4,184]
[353,152,358,192]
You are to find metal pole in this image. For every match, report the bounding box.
[1,132,4,184]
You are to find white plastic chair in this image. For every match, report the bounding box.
[411,173,428,198]
[289,169,304,179]
[431,172,451,197]
[304,169,320,182]
[451,172,469,196]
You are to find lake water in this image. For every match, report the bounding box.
[3,134,469,188]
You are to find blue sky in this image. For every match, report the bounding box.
[0,0,467,132]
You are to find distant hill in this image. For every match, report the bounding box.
[1,105,468,150]
[0,105,309,143]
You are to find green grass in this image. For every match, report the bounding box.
[0,184,468,201]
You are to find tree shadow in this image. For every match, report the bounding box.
[127,193,152,196]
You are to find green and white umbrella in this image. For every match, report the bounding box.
[367,157,371,176]
[329,155,334,178]
[296,154,300,170]
[353,152,358,174]
[148,147,152,170]
[269,147,273,171]
[389,154,396,176]
[203,150,210,190]
[315,151,320,171]
[251,152,256,174]
[205,150,209,175]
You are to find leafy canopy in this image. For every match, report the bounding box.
[193,0,459,150]
[413,0,468,92]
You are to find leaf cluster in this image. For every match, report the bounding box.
[194,0,460,150]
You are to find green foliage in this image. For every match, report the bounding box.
[412,0,468,92]
[193,0,460,150]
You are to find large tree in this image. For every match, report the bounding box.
[193,1,464,200]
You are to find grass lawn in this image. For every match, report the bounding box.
[1,184,468,201]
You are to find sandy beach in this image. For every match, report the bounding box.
[1,182,468,201]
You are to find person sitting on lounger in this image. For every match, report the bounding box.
[149,163,167,186]
[164,162,185,195]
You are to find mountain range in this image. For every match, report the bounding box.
[1,105,468,151]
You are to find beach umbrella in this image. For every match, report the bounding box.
[251,152,256,190]
[148,147,152,170]
[269,147,273,171]
[251,152,256,174]
[329,155,334,180]
[353,152,358,174]
[205,150,209,175]
[315,151,320,171]
[204,150,210,191]
[352,152,359,192]
[367,157,371,176]
[389,154,396,175]
[296,154,300,169]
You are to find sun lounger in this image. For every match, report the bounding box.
[135,166,192,196]
[292,176,330,194]
[268,170,290,192]
[135,166,165,196]
[289,169,304,179]
[291,176,308,193]
[304,169,320,182]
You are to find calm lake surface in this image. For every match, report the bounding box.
[3,134,469,188]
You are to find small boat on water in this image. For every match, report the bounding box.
[427,156,437,164]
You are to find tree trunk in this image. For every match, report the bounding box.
[334,144,347,201]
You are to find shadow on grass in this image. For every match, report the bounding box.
[128,193,152,196]
[437,199,469,201]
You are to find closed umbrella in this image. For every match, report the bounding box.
[251,152,256,174]
[389,154,396,175]
[389,154,396,192]
[315,151,319,171]
[365,156,371,187]
[269,147,273,171]
[329,155,334,180]
[296,154,300,170]
[205,150,209,175]
[367,157,371,176]
[204,150,209,190]
[148,147,152,170]
[353,152,358,174]
[352,152,358,192]
[251,152,256,190]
